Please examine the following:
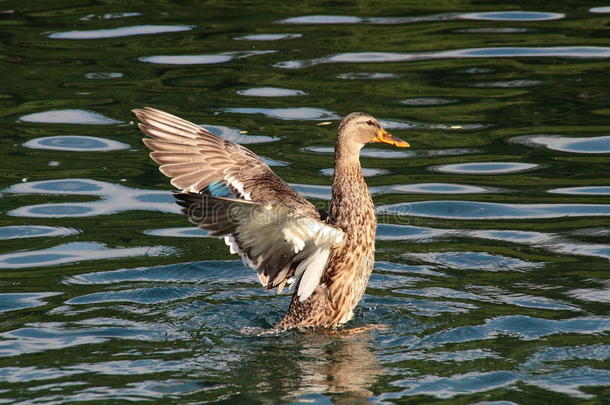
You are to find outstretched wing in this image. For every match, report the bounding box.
[176,193,344,301]
[133,107,318,216]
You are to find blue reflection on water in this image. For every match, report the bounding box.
[0,226,78,240]
[23,136,130,152]
[277,11,563,25]
[276,47,610,69]
[144,227,208,238]
[6,179,179,218]
[380,200,610,219]
[49,25,192,39]
[432,161,538,174]
[236,87,307,97]
[234,33,302,41]
[0,292,61,314]
[549,186,610,195]
[404,251,541,271]
[0,242,173,269]
[19,109,122,125]
[223,107,340,120]
[512,135,610,153]
[140,50,276,65]
[462,11,563,21]
[203,124,279,143]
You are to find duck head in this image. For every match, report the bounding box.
[337,112,410,148]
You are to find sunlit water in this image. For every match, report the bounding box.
[1,1,610,403]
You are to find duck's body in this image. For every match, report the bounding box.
[134,108,409,329]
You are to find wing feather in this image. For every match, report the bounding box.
[175,193,343,301]
[133,107,318,216]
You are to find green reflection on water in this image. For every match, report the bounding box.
[1,0,610,403]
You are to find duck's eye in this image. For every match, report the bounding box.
[366,120,374,126]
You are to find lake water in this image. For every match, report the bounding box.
[2,1,610,403]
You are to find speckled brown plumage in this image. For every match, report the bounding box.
[277,114,382,329]
[134,108,410,330]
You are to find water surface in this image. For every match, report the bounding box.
[1,1,610,403]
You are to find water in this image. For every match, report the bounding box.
[1,1,610,403]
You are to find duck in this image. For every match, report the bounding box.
[133,107,410,330]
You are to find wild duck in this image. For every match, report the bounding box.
[133,107,410,329]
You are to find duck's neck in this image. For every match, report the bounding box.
[330,141,374,228]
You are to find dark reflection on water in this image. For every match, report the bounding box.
[2,0,610,403]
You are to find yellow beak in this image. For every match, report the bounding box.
[376,129,410,148]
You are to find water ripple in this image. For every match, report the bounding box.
[204,125,279,144]
[379,200,610,220]
[511,134,610,153]
[62,261,255,288]
[529,367,610,399]
[140,50,276,65]
[470,79,542,88]
[276,47,610,69]
[277,11,563,25]
[223,107,339,120]
[548,186,610,195]
[431,162,538,174]
[399,97,457,106]
[144,227,207,238]
[236,87,307,97]
[590,7,610,13]
[84,72,123,79]
[376,224,450,241]
[414,315,610,347]
[80,12,142,21]
[377,223,610,261]
[568,281,610,304]
[6,179,179,218]
[462,11,563,21]
[303,145,478,159]
[0,293,61,314]
[0,365,81,383]
[404,251,541,272]
[336,72,399,80]
[0,242,172,269]
[388,371,519,399]
[0,320,186,358]
[19,109,122,125]
[67,287,202,305]
[0,225,79,240]
[23,135,130,152]
[400,286,576,311]
[372,183,492,195]
[457,27,530,34]
[234,33,302,41]
[48,25,192,39]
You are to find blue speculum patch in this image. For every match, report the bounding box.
[205,180,234,197]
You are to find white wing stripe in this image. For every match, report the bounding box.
[213,200,344,296]
[225,175,252,200]
[296,248,331,302]
[224,235,240,254]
